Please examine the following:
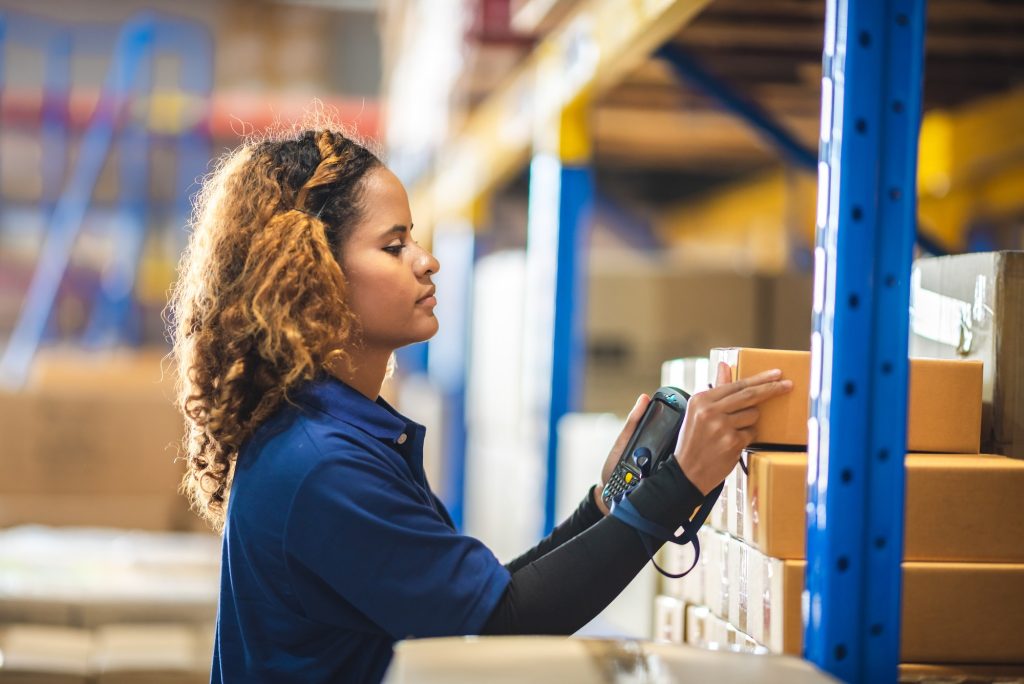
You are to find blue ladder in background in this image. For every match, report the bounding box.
[0,11,212,388]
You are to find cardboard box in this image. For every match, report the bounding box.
[910,251,1024,458]
[6,389,186,497]
[742,451,1024,561]
[710,348,983,453]
[727,535,754,635]
[0,350,193,531]
[710,348,811,446]
[656,536,701,605]
[709,476,728,532]
[652,595,686,644]
[700,530,730,623]
[584,267,763,414]
[93,624,208,684]
[0,624,92,683]
[0,527,219,629]
[684,604,711,648]
[733,462,748,541]
[0,494,205,533]
[683,605,762,655]
[385,634,834,684]
[899,662,1024,682]
[0,622,211,684]
[742,537,1024,663]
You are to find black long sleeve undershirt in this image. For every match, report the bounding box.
[502,485,605,575]
[480,458,705,635]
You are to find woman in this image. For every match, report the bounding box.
[168,127,791,683]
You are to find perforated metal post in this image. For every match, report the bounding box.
[805,1,927,682]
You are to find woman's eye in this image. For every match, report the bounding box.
[383,243,405,255]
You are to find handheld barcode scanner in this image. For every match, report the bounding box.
[602,387,690,508]
[603,386,725,578]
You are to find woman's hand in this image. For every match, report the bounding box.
[594,393,651,515]
[674,362,793,495]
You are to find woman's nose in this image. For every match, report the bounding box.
[417,245,440,276]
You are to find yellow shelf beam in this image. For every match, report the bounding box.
[658,87,1024,257]
[411,0,713,237]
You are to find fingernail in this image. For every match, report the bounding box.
[770,368,782,377]
[781,379,793,388]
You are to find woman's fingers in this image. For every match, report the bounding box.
[704,366,783,401]
[728,407,760,428]
[717,378,794,413]
[736,426,758,448]
[715,361,732,388]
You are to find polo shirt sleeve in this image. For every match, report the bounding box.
[283,446,510,639]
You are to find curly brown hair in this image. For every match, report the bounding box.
[166,127,382,531]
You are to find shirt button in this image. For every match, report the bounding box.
[396,433,408,445]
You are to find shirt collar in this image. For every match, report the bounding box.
[291,374,414,442]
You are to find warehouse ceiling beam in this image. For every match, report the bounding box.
[410,0,714,238]
[656,43,817,172]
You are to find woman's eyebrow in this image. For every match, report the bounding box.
[381,224,411,238]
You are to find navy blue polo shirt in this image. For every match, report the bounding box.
[211,375,510,683]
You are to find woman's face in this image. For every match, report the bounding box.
[340,166,441,351]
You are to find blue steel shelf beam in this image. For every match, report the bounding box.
[656,42,945,260]
[656,43,817,172]
[805,1,927,682]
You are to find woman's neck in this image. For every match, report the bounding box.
[327,348,391,400]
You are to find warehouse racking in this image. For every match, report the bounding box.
[396,0,1022,681]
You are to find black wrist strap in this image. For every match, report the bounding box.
[610,481,724,579]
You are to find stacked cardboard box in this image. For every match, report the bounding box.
[0,526,219,682]
[0,348,201,532]
[652,346,1024,670]
[909,251,1023,459]
[0,623,213,683]
[708,348,984,453]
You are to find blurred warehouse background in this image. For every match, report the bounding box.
[0,0,1022,680]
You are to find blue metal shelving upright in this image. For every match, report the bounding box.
[805,1,927,682]
[526,98,593,534]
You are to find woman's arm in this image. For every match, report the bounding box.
[503,486,605,575]
[486,364,793,634]
[480,457,703,635]
[503,394,655,574]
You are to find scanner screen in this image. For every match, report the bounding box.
[636,398,682,455]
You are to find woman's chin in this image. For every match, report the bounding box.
[396,322,439,348]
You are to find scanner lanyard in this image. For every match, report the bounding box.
[610,481,724,579]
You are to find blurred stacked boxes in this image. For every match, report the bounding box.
[652,253,1024,681]
[0,526,219,682]
[0,350,219,682]
[0,348,200,531]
